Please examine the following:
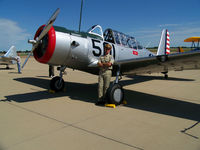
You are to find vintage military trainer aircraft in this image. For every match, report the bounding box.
[22,8,200,105]
[0,46,17,69]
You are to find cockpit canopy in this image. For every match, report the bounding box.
[88,25,143,49]
[104,28,143,49]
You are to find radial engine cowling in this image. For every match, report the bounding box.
[33,25,71,65]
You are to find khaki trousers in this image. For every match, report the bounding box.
[98,70,112,100]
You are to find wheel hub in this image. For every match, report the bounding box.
[113,88,122,103]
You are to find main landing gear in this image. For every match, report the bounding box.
[49,65,125,105]
[50,66,66,92]
[107,68,124,105]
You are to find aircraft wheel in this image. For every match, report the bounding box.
[107,84,124,105]
[50,76,65,92]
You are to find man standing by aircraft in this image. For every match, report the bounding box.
[15,54,21,74]
[96,43,114,105]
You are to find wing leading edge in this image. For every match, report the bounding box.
[115,50,200,75]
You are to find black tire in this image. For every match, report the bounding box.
[50,76,65,92]
[107,84,124,105]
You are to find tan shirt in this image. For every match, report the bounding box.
[98,54,114,72]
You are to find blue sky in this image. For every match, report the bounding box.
[0,0,200,51]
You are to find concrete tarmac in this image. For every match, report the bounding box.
[0,57,200,150]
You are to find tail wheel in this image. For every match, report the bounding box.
[50,76,65,92]
[107,84,124,105]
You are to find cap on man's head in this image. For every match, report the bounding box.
[104,43,112,50]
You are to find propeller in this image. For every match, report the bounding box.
[22,8,60,69]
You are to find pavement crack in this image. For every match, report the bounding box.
[5,101,144,150]
[69,124,144,150]
[4,126,67,150]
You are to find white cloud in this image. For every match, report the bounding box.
[0,18,31,51]
[129,22,200,47]
[159,24,179,27]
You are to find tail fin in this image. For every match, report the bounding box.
[4,46,17,58]
[157,29,170,55]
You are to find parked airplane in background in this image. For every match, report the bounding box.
[22,8,200,105]
[0,46,17,69]
[184,37,200,50]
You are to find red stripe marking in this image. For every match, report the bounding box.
[133,51,138,55]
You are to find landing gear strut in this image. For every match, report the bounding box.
[50,66,66,92]
[107,66,124,105]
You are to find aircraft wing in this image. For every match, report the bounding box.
[0,56,16,61]
[116,50,200,75]
[184,37,200,42]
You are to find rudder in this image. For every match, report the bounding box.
[4,46,17,58]
[157,29,170,55]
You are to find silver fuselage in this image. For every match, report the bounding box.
[34,25,154,75]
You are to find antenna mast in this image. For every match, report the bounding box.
[79,0,83,32]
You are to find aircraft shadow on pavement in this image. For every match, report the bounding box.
[124,90,200,122]
[121,76,200,122]
[3,76,200,121]
[0,68,15,70]
[5,77,97,103]
[124,75,195,86]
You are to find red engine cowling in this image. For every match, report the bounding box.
[33,25,73,66]
[33,25,56,64]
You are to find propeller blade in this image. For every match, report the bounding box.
[22,40,39,69]
[22,8,60,69]
[46,8,60,26]
[37,8,60,42]
[22,52,32,68]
